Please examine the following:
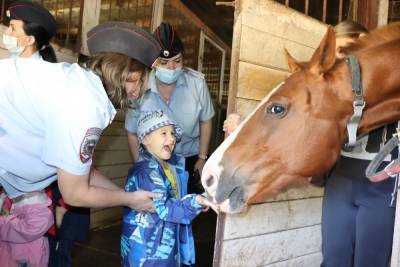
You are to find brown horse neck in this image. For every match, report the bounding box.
[356,40,400,134]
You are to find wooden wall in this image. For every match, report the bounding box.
[216,1,327,266]
[92,111,131,228]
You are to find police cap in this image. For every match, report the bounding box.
[7,1,56,37]
[87,21,161,68]
[153,22,184,59]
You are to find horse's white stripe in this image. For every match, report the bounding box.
[202,82,285,202]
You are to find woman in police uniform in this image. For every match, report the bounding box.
[3,0,57,62]
[2,2,84,266]
[125,22,215,194]
[0,20,162,214]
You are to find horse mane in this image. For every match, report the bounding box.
[345,22,400,53]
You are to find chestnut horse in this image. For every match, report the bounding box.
[201,23,400,213]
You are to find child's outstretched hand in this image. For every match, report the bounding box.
[223,113,242,135]
[196,195,219,213]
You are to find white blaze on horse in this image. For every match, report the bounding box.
[201,23,400,214]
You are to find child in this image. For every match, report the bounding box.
[0,187,54,267]
[46,181,90,267]
[121,110,217,267]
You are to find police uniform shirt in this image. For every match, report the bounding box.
[0,58,116,198]
[125,68,215,157]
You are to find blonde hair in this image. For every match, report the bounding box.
[334,20,368,38]
[86,52,148,109]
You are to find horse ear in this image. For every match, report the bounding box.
[285,48,303,73]
[309,26,337,76]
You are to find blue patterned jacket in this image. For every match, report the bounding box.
[121,150,203,267]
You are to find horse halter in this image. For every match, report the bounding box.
[342,55,366,151]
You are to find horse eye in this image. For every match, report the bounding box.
[267,103,286,117]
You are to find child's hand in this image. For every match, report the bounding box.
[223,113,242,135]
[196,195,219,213]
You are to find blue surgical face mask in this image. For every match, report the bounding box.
[155,66,183,84]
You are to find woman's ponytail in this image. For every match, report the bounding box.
[23,21,58,63]
[39,45,57,63]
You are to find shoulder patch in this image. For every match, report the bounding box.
[184,67,205,80]
[79,127,102,163]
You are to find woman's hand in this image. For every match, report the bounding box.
[128,190,161,213]
[194,158,206,176]
[223,113,242,135]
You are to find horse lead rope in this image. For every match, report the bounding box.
[365,123,400,206]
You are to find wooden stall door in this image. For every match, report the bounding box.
[215,1,327,266]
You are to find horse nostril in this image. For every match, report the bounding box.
[205,174,215,187]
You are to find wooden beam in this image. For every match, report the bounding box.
[357,0,384,30]
[216,1,235,7]
[339,0,343,21]
[213,213,226,267]
[151,0,165,32]
[80,0,101,55]
[304,0,309,16]
[170,0,231,54]
[226,0,240,115]
[377,0,389,26]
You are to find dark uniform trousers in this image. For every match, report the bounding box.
[321,123,398,267]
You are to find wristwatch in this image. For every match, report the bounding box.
[198,154,208,160]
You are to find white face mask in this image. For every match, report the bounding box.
[2,34,26,56]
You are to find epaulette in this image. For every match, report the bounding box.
[184,67,205,80]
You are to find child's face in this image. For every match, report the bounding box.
[142,125,176,160]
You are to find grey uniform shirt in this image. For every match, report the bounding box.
[125,68,215,157]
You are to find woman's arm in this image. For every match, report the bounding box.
[194,119,213,175]
[57,168,159,212]
[89,167,123,191]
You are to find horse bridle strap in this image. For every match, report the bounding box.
[343,55,366,150]
[366,132,400,182]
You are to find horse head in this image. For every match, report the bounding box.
[202,27,359,213]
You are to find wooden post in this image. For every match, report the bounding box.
[357,0,387,30]
[80,0,101,55]
[226,0,241,115]
[377,0,389,26]
[151,0,164,32]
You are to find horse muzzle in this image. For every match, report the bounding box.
[202,165,248,213]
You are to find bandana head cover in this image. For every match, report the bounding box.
[137,110,182,142]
